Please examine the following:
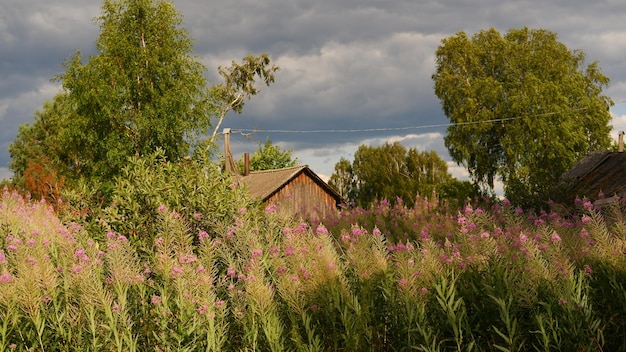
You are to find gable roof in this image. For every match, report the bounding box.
[238,165,343,203]
[560,151,626,201]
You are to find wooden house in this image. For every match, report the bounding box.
[222,128,343,219]
[558,132,626,206]
[237,165,343,220]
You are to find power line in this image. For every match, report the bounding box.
[225,99,626,136]
[230,107,588,135]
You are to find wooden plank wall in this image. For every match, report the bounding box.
[267,173,338,220]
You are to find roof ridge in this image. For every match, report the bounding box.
[248,164,308,174]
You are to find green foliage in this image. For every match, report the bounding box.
[5,183,626,350]
[207,54,279,146]
[236,137,297,172]
[59,0,214,185]
[9,0,278,203]
[97,149,254,250]
[329,142,458,208]
[433,27,613,208]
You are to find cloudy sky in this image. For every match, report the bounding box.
[2,0,626,187]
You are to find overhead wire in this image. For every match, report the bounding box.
[228,99,626,136]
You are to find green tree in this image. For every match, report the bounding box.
[9,0,277,198]
[236,137,297,172]
[331,142,453,207]
[432,27,613,207]
[328,157,356,203]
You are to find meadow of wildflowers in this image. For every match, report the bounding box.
[2,183,626,351]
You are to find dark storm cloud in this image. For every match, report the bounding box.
[1,0,625,181]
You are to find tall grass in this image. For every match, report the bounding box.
[2,185,626,351]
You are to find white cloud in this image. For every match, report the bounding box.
[0,167,12,182]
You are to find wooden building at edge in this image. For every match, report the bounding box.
[237,165,344,220]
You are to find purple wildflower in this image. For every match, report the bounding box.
[0,273,12,283]
[151,295,162,305]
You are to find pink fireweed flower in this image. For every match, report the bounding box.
[265,204,278,213]
[72,265,84,274]
[193,212,203,220]
[290,275,299,282]
[179,254,198,264]
[216,299,225,308]
[106,231,117,240]
[581,216,592,224]
[0,273,13,283]
[26,257,37,265]
[26,239,36,246]
[316,224,329,236]
[227,267,236,278]
[171,266,184,278]
[269,246,280,257]
[251,249,263,258]
[300,267,312,280]
[155,237,165,246]
[550,233,562,243]
[197,304,209,315]
[284,245,295,256]
[351,226,363,237]
[43,296,52,303]
[157,204,168,213]
[229,183,237,189]
[151,295,162,305]
[197,231,209,241]
[74,248,86,259]
[7,245,18,252]
[480,232,490,239]
[0,251,7,264]
[238,207,247,214]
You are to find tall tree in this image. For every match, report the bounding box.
[328,157,356,202]
[236,137,297,172]
[433,27,613,206]
[9,0,277,196]
[330,142,453,207]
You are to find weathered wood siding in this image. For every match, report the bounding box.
[266,173,338,220]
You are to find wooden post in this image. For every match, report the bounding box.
[224,128,232,173]
[244,152,250,176]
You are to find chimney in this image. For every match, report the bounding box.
[619,131,624,153]
[244,152,250,176]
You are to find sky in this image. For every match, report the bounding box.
[1,0,626,189]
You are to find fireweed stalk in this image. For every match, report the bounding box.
[3,185,626,350]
